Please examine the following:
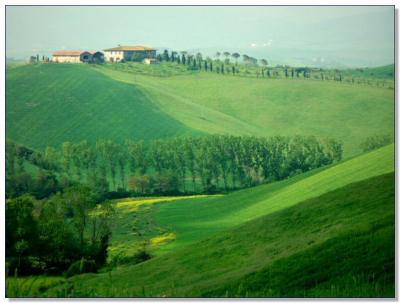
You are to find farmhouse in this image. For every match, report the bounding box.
[52,50,104,63]
[103,45,156,62]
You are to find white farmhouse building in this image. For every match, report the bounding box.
[103,45,156,63]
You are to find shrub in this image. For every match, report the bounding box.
[65,258,97,278]
[109,250,152,267]
[133,250,152,264]
[360,135,393,152]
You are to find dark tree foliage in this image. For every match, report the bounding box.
[6,187,114,276]
[162,49,170,62]
[6,196,38,266]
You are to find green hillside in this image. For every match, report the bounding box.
[98,65,394,157]
[6,144,394,297]
[41,171,394,297]
[151,144,393,254]
[341,64,394,80]
[6,64,199,149]
[85,144,393,263]
[7,63,394,156]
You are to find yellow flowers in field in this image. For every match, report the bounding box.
[115,195,215,212]
[150,233,177,246]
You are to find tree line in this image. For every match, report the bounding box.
[6,135,343,200]
[153,49,393,88]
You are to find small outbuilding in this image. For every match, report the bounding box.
[143,58,159,65]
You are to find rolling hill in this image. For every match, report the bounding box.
[341,64,394,80]
[6,63,394,156]
[40,172,394,297]
[151,144,394,255]
[6,64,200,149]
[24,143,393,298]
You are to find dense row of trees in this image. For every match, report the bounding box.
[7,135,343,199]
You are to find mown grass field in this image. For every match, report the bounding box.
[6,64,199,149]
[149,144,394,254]
[7,63,394,156]
[38,170,394,297]
[98,64,394,157]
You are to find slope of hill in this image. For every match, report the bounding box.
[86,144,393,263]
[98,65,394,157]
[151,144,393,255]
[6,64,199,149]
[6,63,394,156]
[341,64,394,80]
[43,172,394,297]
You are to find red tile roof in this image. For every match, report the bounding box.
[53,50,83,56]
[52,50,103,56]
[104,45,156,51]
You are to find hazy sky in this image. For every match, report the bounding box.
[6,6,394,67]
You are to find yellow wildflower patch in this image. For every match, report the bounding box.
[150,233,177,246]
[114,195,217,212]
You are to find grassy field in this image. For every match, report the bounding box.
[39,171,394,297]
[149,144,394,254]
[100,65,393,157]
[6,276,66,297]
[6,64,200,149]
[106,195,217,264]
[6,63,394,156]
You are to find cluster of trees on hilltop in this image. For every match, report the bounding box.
[7,135,343,200]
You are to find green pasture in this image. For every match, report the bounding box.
[6,63,394,157]
[42,171,394,297]
[151,144,393,254]
[99,64,394,157]
[6,64,199,149]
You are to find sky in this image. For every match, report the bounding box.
[6,6,395,67]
